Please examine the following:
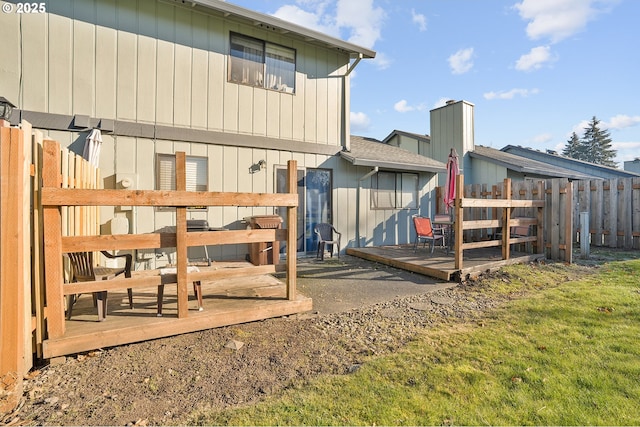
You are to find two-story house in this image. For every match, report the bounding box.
[0,0,446,263]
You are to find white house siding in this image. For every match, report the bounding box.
[0,0,348,146]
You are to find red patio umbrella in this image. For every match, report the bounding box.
[443,148,459,213]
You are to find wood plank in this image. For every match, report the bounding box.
[460,198,544,208]
[461,219,501,230]
[622,178,633,249]
[32,130,46,358]
[633,177,640,249]
[21,122,33,375]
[286,159,297,300]
[42,295,312,358]
[455,174,464,269]
[42,140,65,338]
[346,247,452,281]
[461,239,502,250]
[175,152,188,318]
[608,178,618,248]
[41,188,299,207]
[62,229,289,253]
[0,127,25,391]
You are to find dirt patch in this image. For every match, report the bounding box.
[1,255,599,426]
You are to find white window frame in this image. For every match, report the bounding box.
[156,154,208,210]
[228,32,296,93]
[371,171,418,210]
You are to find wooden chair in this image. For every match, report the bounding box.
[314,222,342,260]
[66,251,133,321]
[412,216,445,254]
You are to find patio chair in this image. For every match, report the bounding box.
[66,251,133,321]
[412,216,445,254]
[314,222,341,261]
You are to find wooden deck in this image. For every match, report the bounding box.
[346,245,544,282]
[43,262,312,359]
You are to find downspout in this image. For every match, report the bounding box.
[356,166,378,247]
[342,54,363,153]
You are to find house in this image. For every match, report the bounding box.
[625,158,640,174]
[501,145,640,180]
[0,0,445,262]
[382,100,614,186]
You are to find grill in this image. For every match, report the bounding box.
[187,220,213,266]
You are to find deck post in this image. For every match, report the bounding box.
[0,127,26,413]
[175,152,189,318]
[502,178,512,260]
[454,174,464,270]
[286,160,297,300]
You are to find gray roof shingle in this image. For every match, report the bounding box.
[471,145,593,180]
[341,136,446,173]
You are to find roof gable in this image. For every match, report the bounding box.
[341,136,446,173]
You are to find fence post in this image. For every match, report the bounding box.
[580,211,590,258]
[0,126,25,415]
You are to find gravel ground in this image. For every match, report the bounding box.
[1,255,591,426]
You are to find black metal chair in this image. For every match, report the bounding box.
[314,223,342,260]
[66,251,133,321]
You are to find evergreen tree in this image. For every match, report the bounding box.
[562,116,618,167]
[581,116,617,167]
[562,132,582,159]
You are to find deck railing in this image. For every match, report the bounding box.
[451,175,547,270]
[41,139,299,339]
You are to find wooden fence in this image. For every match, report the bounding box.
[573,177,640,249]
[439,176,574,265]
[1,122,99,415]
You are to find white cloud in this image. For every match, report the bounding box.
[531,133,554,144]
[432,98,451,109]
[394,100,413,113]
[335,0,386,49]
[604,114,640,130]
[513,0,618,43]
[350,111,371,132]
[448,48,474,75]
[273,4,339,37]
[571,119,591,136]
[483,88,540,100]
[612,141,640,163]
[411,9,427,32]
[515,46,555,71]
[273,0,386,49]
[372,52,392,70]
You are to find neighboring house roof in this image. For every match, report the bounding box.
[188,0,376,59]
[501,145,640,179]
[381,130,431,145]
[341,136,447,173]
[470,145,594,180]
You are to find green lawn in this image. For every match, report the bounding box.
[190,256,640,426]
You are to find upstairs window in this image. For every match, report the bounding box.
[229,32,296,93]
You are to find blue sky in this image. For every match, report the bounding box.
[228,0,639,167]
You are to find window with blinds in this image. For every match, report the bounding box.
[371,171,418,209]
[156,154,208,209]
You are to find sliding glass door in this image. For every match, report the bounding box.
[276,167,332,255]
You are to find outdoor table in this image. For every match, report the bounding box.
[433,218,454,255]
